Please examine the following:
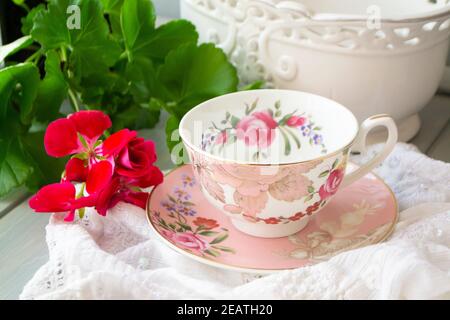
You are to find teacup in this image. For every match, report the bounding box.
[179,89,398,238]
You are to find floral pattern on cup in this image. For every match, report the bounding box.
[201,99,327,160]
[153,176,235,258]
[191,148,348,225]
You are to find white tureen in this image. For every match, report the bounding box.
[181,0,450,141]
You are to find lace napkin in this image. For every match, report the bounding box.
[20,143,450,299]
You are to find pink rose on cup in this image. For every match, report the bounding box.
[236,110,278,148]
[319,169,345,200]
[286,115,306,127]
[215,130,228,145]
[164,230,208,251]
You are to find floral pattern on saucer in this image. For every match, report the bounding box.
[147,164,398,273]
[151,174,235,258]
[201,99,327,160]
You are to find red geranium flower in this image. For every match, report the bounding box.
[30,110,164,221]
[94,177,150,216]
[115,137,163,188]
[29,182,96,221]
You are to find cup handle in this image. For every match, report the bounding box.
[341,114,398,188]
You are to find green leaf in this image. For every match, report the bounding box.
[126,57,167,104]
[0,36,33,63]
[204,249,220,257]
[21,4,46,35]
[283,126,301,149]
[307,185,315,194]
[212,245,235,253]
[198,230,219,236]
[123,7,200,62]
[31,0,121,78]
[279,127,291,156]
[112,104,160,131]
[21,131,68,191]
[332,158,339,169]
[176,221,192,231]
[158,43,238,119]
[134,20,198,63]
[239,80,264,91]
[34,51,68,122]
[0,63,40,125]
[120,0,156,61]
[304,194,313,203]
[210,233,228,245]
[275,100,281,109]
[101,0,124,13]
[0,137,33,197]
[230,115,240,128]
[319,170,330,178]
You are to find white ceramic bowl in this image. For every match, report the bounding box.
[180,0,450,141]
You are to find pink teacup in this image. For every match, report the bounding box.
[179,90,397,238]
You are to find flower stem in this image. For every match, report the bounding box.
[25,49,43,63]
[68,88,80,112]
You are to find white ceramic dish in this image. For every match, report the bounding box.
[180,0,450,141]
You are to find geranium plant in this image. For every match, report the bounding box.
[29,110,163,221]
[0,0,249,197]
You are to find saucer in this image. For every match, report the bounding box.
[146,164,398,274]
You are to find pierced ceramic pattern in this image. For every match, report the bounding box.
[146,164,398,273]
[181,0,450,142]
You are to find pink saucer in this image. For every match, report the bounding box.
[146,164,398,274]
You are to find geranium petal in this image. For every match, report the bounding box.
[86,160,113,194]
[44,119,81,157]
[64,158,88,182]
[140,139,157,164]
[94,178,120,216]
[133,165,164,188]
[122,191,149,210]
[68,110,112,143]
[101,129,137,157]
[64,210,76,222]
[29,182,75,212]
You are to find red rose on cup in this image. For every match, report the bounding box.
[236,110,278,148]
[319,169,345,200]
[215,130,228,145]
[193,217,219,230]
[286,116,306,127]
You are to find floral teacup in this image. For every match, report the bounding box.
[179,90,398,238]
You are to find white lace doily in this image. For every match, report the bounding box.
[20,143,450,299]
